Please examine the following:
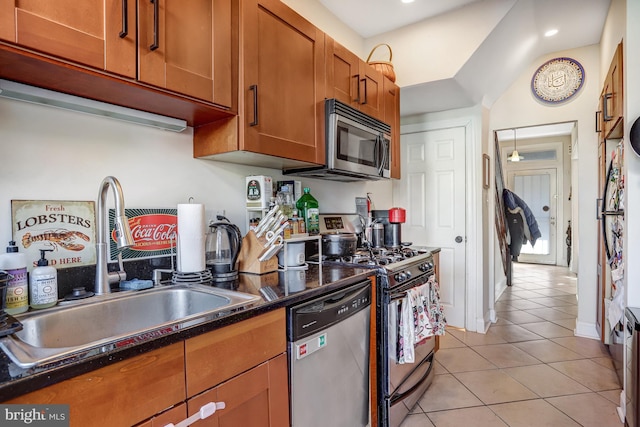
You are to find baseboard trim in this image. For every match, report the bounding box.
[575,320,600,340]
[476,311,492,334]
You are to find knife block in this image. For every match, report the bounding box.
[238,231,278,274]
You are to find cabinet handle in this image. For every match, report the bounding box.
[150,0,159,51]
[164,401,226,427]
[119,0,128,38]
[603,93,613,121]
[595,111,602,133]
[353,74,360,103]
[360,78,368,105]
[596,198,602,220]
[249,84,259,126]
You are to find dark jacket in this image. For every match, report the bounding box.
[503,189,542,247]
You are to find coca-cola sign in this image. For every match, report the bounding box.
[127,214,177,251]
[109,208,177,260]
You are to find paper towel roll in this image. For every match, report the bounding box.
[177,204,206,273]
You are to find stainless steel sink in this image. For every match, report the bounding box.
[0,284,262,369]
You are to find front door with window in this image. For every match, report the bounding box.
[507,168,557,264]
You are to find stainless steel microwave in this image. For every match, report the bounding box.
[283,99,391,182]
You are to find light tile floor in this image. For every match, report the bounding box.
[400,262,624,427]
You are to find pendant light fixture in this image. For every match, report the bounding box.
[509,128,523,162]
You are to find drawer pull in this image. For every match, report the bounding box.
[150,0,159,51]
[119,0,128,38]
[165,401,226,427]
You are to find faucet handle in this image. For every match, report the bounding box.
[117,252,125,272]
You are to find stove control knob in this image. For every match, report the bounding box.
[405,271,412,280]
[395,272,407,282]
[418,263,428,272]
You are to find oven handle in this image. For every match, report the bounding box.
[388,272,434,301]
[390,351,434,406]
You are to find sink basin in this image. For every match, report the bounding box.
[0,284,262,369]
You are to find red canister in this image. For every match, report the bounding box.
[389,207,406,223]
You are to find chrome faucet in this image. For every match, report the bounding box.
[95,176,135,295]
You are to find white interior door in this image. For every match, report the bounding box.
[506,168,557,264]
[395,127,467,328]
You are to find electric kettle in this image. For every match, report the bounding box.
[205,216,242,281]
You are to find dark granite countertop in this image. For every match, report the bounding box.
[0,262,375,401]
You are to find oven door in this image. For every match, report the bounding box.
[382,274,437,427]
[327,112,390,178]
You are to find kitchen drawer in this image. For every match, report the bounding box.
[185,308,286,397]
[6,342,186,427]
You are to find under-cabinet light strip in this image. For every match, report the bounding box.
[0,79,187,132]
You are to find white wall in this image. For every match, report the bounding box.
[0,97,393,249]
[363,0,514,87]
[489,43,601,338]
[281,0,364,56]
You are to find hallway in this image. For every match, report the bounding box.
[401,263,623,426]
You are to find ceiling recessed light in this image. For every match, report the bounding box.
[545,29,559,37]
[402,0,415,3]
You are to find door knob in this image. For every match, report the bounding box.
[455,236,463,243]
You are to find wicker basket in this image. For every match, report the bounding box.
[367,43,396,83]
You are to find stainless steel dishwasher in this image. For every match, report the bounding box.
[288,280,371,427]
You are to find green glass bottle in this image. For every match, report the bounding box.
[296,187,319,235]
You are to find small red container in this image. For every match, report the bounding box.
[389,207,406,223]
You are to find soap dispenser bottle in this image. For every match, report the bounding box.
[0,241,29,314]
[30,249,58,309]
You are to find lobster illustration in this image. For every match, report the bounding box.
[22,229,91,251]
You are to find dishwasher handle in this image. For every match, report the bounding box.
[289,280,371,340]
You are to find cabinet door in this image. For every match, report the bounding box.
[384,78,401,179]
[186,353,289,427]
[185,308,286,397]
[358,63,384,121]
[139,0,234,108]
[326,36,360,108]
[2,0,136,78]
[6,343,186,427]
[242,0,325,164]
[603,42,623,139]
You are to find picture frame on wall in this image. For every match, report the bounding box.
[483,154,491,189]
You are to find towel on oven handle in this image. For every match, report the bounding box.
[397,294,415,363]
[425,275,447,336]
[397,275,447,364]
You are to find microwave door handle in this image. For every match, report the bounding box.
[382,137,390,176]
[374,135,382,176]
[377,135,387,177]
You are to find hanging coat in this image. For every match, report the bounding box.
[503,189,542,247]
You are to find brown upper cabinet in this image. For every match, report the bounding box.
[138,0,234,109]
[195,0,325,166]
[599,41,623,140]
[326,36,385,122]
[0,0,136,78]
[384,77,401,179]
[0,0,236,125]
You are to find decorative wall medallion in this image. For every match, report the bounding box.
[531,57,585,104]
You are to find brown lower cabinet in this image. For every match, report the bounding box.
[6,342,186,426]
[5,309,289,427]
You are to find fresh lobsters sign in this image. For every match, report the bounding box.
[11,200,96,271]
